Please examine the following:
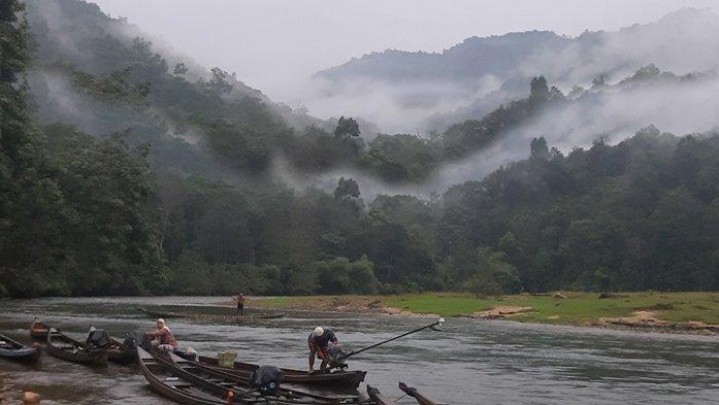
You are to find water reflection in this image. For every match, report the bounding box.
[2,297,719,404]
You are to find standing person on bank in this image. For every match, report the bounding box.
[235,293,245,315]
[307,326,338,371]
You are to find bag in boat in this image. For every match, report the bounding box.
[86,329,110,348]
[249,365,283,396]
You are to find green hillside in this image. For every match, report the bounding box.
[2,0,719,298]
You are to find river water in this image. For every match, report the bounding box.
[2,297,719,404]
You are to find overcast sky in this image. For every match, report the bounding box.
[90,0,716,105]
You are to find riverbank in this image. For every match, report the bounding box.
[235,292,719,335]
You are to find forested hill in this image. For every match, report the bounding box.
[2,0,719,298]
[312,8,719,132]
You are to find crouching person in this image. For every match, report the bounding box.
[146,318,177,351]
[249,365,283,396]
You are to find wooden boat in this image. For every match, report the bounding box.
[137,346,231,404]
[138,346,366,404]
[366,386,391,405]
[159,349,365,404]
[82,328,135,364]
[46,329,108,366]
[398,382,437,405]
[0,333,41,363]
[199,355,367,388]
[30,320,50,340]
[107,336,136,364]
[137,307,285,322]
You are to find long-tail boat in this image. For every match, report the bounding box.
[137,307,285,322]
[0,333,41,363]
[138,346,370,404]
[107,335,136,364]
[161,349,365,404]
[398,382,438,405]
[367,383,440,405]
[199,355,366,388]
[45,329,108,366]
[137,346,230,404]
[84,328,136,364]
[366,386,391,405]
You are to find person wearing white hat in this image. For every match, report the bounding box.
[307,326,338,372]
[147,318,177,351]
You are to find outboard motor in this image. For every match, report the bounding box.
[123,333,137,350]
[133,331,153,350]
[249,365,283,396]
[328,344,348,369]
[86,329,111,349]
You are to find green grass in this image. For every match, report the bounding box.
[384,292,719,325]
[253,292,719,326]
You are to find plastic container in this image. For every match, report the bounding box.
[218,351,237,368]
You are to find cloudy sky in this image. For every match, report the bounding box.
[91,0,716,105]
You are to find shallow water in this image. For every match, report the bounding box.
[2,297,719,404]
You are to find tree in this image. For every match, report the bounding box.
[349,256,378,294]
[465,247,520,296]
[530,137,550,160]
[0,0,65,297]
[529,76,549,104]
[207,67,234,95]
[173,62,188,75]
[334,116,360,138]
[334,177,360,200]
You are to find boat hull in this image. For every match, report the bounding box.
[198,355,366,388]
[137,347,239,404]
[0,333,41,363]
[46,330,108,366]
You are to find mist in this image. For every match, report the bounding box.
[270,8,719,200]
[430,74,719,191]
[29,1,719,202]
[276,68,719,203]
[306,8,719,135]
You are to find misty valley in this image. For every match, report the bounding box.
[5,0,719,298]
[3,0,719,404]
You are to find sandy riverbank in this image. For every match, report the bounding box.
[218,292,719,336]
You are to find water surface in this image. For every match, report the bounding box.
[2,297,719,404]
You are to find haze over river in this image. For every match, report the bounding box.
[2,297,719,404]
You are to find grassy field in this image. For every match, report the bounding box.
[254,292,719,326]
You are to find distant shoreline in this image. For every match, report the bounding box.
[221,292,719,336]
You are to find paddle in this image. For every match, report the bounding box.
[330,318,445,368]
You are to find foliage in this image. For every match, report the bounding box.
[334,116,361,138]
[8,0,719,298]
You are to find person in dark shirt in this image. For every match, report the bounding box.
[307,326,338,371]
[235,293,245,315]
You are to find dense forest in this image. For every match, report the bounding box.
[2,0,719,298]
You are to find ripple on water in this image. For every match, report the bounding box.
[4,297,719,405]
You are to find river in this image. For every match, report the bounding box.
[2,297,719,404]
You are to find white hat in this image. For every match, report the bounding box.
[313,327,324,337]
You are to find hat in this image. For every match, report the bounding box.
[313,327,324,337]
